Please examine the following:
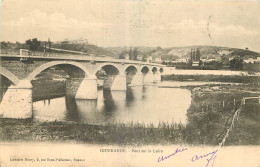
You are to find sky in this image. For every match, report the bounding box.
[0,0,260,52]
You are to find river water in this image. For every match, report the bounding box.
[33,82,192,125]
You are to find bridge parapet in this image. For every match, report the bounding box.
[0,54,165,67]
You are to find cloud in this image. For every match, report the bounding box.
[1,10,116,42]
[147,19,258,37]
[2,10,113,30]
[1,9,260,52]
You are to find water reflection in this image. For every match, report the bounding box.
[65,96,79,122]
[103,90,117,112]
[33,97,67,122]
[126,87,135,107]
[74,99,97,124]
[142,86,147,99]
[33,84,191,124]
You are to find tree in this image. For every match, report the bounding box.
[1,41,7,48]
[133,48,138,60]
[196,49,201,61]
[199,60,203,66]
[0,41,8,54]
[119,51,126,59]
[129,47,133,60]
[230,58,243,70]
[142,55,147,62]
[48,38,51,52]
[25,38,41,51]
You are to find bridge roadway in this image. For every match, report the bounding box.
[0,53,164,65]
[0,53,166,119]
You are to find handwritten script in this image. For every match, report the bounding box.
[192,149,218,167]
[158,147,188,162]
[158,147,218,167]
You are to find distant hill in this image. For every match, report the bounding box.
[148,45,260,60]
[0,41,116,57]
[2,41,259,61]
[106,46,157,55]
[106,45,260,60]
[52,43,116,57]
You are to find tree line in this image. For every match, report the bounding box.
[119,47,139,60]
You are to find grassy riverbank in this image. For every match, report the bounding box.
[184,84,260,145]
[0,120,186,145]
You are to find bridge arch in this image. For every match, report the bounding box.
[141,66,150,74]
[94,63,121,75]
[124,64,139,73]
[26,61,90,81]
[0,67,19,85]
[124,65,139,86]
[151,67,158,74]
[159,67,164,73]
[125,65,139,74]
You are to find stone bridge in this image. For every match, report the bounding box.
[0,53,166,119]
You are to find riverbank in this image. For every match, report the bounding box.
[0,80,259,146]
[0,120,186,145]
[163,69,260,76]
[162,73,260,83]
[184,83,260,145]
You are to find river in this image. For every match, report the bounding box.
[33,82,192,125]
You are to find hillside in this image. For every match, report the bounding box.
[2,41,259,60]
[0,41,116,58]
[106,46,156,55]
[149,45,260,60]
[51,43,116,57]
[106,45,260,60]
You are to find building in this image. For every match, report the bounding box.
[154,56,162,63]
[229,55,240,61]
[173,58,188,63]
[201,58,216,62]
[146,56,153,62]
[192,61,200,67]
[137,55,143,61]
[56,38,88,44]
[243,58,258,64]
[70,38,88,44]
[217,49,233,56]
[125,54,130,60]
[145,55,162,63]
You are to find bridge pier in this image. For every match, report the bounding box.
[130,72,143,86]
[143,72,154,84]
[66,75,98,99]
[0,80,32,119]
[66,78,84,97]
[103,75,115,90]
[111,74,127,91]
[75,75,98,99]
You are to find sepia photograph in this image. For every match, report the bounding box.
[0,0,259,166]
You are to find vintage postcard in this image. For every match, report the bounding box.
[0,0,259,166]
